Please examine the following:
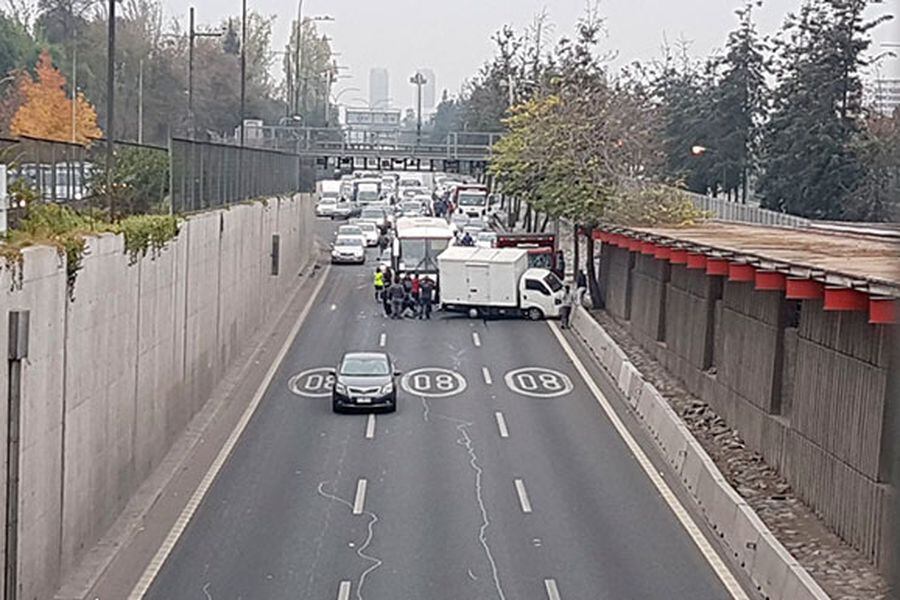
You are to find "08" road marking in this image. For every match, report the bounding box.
[504,367,573,398]
[400,367,467,398]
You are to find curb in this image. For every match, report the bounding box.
[569,305,830,600]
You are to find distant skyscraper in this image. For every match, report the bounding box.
[419,69,436,110]
[369,68,390,108]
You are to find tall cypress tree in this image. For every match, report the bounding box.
[758,0,890,219]
[709,2,767,203]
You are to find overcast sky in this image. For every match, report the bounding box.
[165,0,899,111]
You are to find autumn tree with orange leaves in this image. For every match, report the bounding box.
[10,50,102,145]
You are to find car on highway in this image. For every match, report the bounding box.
[331,198,360,220]
[337,224,364,238]
[399,199,427,217]
[359,206,390,233]
[331,352,399,413]
[475,231,497,248]
[331,236,365,264]
[449,213,469,233]
[355,221,380,247]
[315,197,337,217]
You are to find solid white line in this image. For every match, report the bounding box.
[547,322,749,599]
[472,332,482,347]
[544,578,562,600]
[514,478,532,513]
[352,478,368,515]
[482,366,493,385]
[337,580,351,600]
[365,414,376,440]
[379,332,386,347]
[495,411,509,438]
[128,265,332,599]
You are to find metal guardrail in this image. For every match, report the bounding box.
[687,192,811,228]
[170,138,300,214]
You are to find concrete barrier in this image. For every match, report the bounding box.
[0,194,317,600]
[569,306,829,600]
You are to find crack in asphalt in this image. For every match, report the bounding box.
[303,433,351,597]
[420,398,507,600]
[317,481,383,600]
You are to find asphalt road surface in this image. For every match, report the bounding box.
[144,219,737,600]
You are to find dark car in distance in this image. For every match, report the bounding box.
[331,352,399,413]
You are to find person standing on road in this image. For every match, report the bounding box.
[378,234,390,258]
[559,284,573,329]
[373,268,385,301]
[419,277,435,319]
[575,269,587,308]
[555,250,566,281]
[388,278,405,319]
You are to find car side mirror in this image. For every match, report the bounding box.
[394,370,402,377]
[328,369,337,376]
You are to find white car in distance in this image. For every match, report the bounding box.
[331,236,366,264]
[355,221,380,247]
[316,197,338,217]
[476,231,497,248]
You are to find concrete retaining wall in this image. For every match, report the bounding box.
[597,242,894,572]
[0,194,315,600]
[570,306,830,600]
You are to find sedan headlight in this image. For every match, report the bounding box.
[335,382,347,394]
[379,382,394,395]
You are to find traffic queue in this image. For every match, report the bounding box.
[315,170,579,323]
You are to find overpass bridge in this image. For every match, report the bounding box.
[244,125,501,173]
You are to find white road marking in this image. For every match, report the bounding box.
[379,332,386,347]
[128,265,332,599]
[495,412,509,438]
[544,579,562,600]
[365,414,376,439]
[353,478,368,515]
[337,580,351,600]
[482,366,493,385]
[548,322,749,599]
[472,332,482,347]
[514,479,533,513]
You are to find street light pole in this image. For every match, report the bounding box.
[409,71,427,146]
[189,7,224,140]
[106,0,116,217]
[240,0,247,147]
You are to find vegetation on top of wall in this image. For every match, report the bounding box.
[603,184,710,228]
[0,203,181,296]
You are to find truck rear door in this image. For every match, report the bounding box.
[466,264,491,303]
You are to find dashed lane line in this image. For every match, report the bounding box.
[544,579,562,600]
[336,580,351,600]
[472,332,482,347]
[482,366,493,385]
[365,414,376,440]
[127,265,331,599]
[379,332,386,347]
[548,322,749,600]
[495,412,509,438]
[514,479,533,514]
[352,478,368,515]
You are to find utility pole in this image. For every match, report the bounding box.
[106,0,116,217]
[409,71,427,146]
[239,0,247,147]
[189,7,223,140]
[294,0,304,116]
[138,59,143,144]
[71,44,78,142]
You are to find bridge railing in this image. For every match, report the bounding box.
[685,191,811,228]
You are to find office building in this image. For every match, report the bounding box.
[369,67,390,109]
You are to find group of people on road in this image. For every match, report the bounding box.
[374,266,437,320]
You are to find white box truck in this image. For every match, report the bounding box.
[438,247,566,320]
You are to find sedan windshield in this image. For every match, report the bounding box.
[361,209,384,220]
[335,237,363,247]
[458,193,486,206]
[341,356,390,376]
[339,227,362,236]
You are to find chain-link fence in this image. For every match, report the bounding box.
[170,137,301,213]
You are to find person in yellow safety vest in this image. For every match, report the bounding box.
[374,268,385,301]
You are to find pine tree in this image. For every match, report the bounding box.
[708,1,767,202]
[758,0,890,219]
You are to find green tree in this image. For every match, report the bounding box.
[708,1,767,202]
[757,0,892,219]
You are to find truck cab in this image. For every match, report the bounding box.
[518,268,565,319]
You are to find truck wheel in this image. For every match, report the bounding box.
[468,308,479,319]
[527,307,544,321]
